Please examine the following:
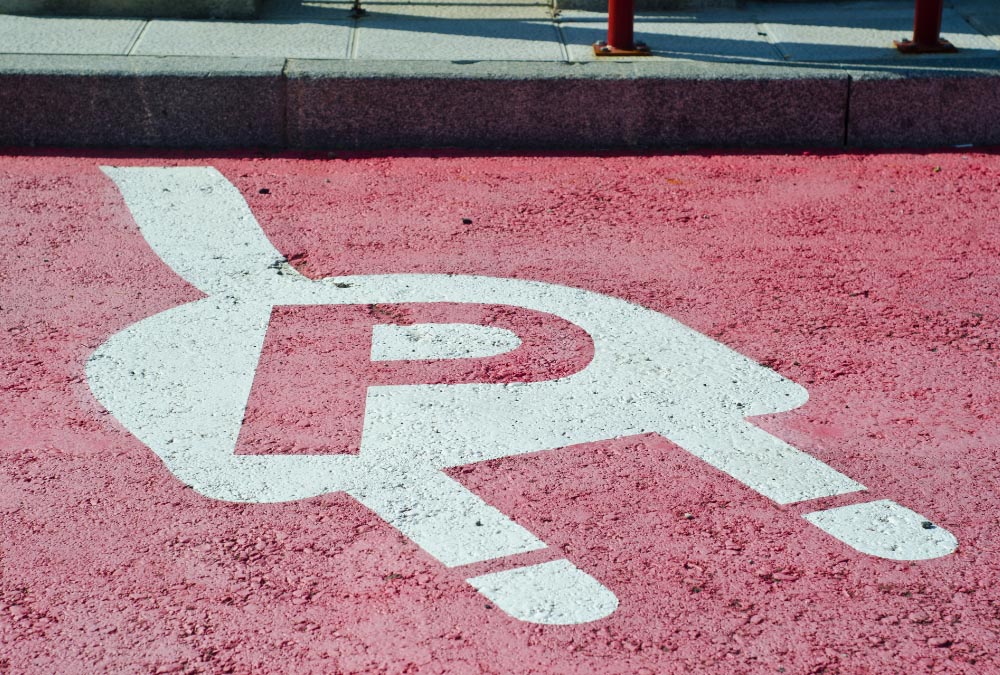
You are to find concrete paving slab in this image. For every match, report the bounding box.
[952,0,1000,12]
[261,0,353,20]
[556,0,741,9]
[285,59,848,149]
[559,10,783,62]
[360,0,546,6]
[961,13,1000,44]
[131,17,353,58]
[0,14,145,54]
[761,6,1000,62]
[355,5,562,61]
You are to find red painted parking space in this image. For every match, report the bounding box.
[2,151,998,674]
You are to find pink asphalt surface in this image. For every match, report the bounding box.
[2,150,999,674]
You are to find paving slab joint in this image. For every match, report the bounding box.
[842,73,852,147]
[280,58,291,149]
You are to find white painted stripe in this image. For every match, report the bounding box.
[100,166,309,296]
[468,559,619,625]
[371,323,522,362]
[803,500,958,560]
[348,466,545,567]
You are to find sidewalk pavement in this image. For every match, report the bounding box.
[1,0,999,150]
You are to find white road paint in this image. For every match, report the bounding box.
[94,166,859,505]
[348,465,545,567]
[803,500,958,561]
[371,323,522,362]
[468,560,619,625]
[90,166,958,624]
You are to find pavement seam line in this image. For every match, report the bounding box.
[843,72,852,148]
[551,9,571,63]
[950,3,995,41]
[348,10,361,59]
[125,19,152,56]
[754,18,788,62]
[280,58,291,149]
[961,13,1000,48]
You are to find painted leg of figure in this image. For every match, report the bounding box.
[348,463,619,624]
[665,419,957,560]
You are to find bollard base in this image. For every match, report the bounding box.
[593,41,652,57]
[893,38,957,54]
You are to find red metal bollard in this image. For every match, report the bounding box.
[594,0,651,56]
[894,0,958,53]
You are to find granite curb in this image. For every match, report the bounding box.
[1,54,998,150]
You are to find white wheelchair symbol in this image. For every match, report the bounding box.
[88,167,957,625]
